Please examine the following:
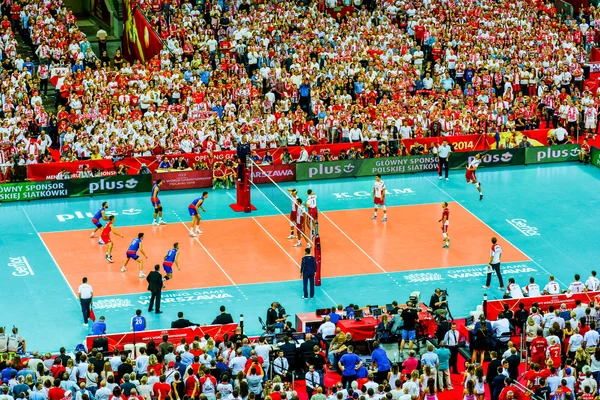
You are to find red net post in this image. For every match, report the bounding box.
[314,235,322,286]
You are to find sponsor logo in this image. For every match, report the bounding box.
[252,169,294,179]
[332,188,415,200]
[44,170,116,180]
[366,156,438,174]
[93,290,234,309]
[56,209,136,222]
[468,152,513,165]
[506,219,540,237]
[7,257,34,276]
[404,273,443,283]
[535,147,579,162]
[0,182,68,201]
[446,264,536,279]
[92,299,134,310]
[89,178,140,194]
[308,162,355,178]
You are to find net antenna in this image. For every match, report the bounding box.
[248,159,317,246]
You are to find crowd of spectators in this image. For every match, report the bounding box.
[0,0,599,180]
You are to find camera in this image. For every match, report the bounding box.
[439,288,449,302]
[276,303,286,319]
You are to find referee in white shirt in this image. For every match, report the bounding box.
[483,237,504,290]
[437,140,452,181]
[78,277,93,327]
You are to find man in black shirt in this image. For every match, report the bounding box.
[388,301,401,315]
[170,311,200,329]
[266,302,286,332]
[300,333,319,360]
[212,306,234,325]
[534,378,551,400]
[306,345,326,384]
[229,327,248,343]
[400,302,419,353]
[117,356,133,378]
[429,288,448,320]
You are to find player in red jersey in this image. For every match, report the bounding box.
[466,153,483,200]
[546,338,561,367]
[287,188,298,239]
[439,202,450,248]
[530,330,548,369]
[371,174,387,222]
[98,215,124,263]
[580,138,591,164]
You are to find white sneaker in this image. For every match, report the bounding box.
[98,239,105,245]
[152,221,159,226]
[287,234,295,239]
[371,215,377,220]
[438,176,443,180]
[139,272,146,278]
[189,231,197,237]
[121,266,127,272]
[105,254,113,263]
[90,232,95,238]
[196,229,203,234]
[293,242,301,247]
[83,323,88,327]
[382,217,387,222]
[159,220,167,225]
[446,178,449,181]
[307,243,312,249]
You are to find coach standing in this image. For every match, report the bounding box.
[78,277,93,327]
[437,139,451,181]
[483,237,504,290]
[301,248,317,299]
[146,265,163,314]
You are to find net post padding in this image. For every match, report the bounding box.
[229,164,256,213]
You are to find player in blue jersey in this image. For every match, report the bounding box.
[188,192,209,237]
[122,232,148,278]
[90,202,109,238]
[151,179,166,226]
[162,243,180,282]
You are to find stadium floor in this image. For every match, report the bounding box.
[1,162,599,351]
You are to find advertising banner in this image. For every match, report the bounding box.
[86,323,237,353]
[0,175,152,202]
[524,144,581,164]
[356,154,439,176]
[152,170,213,190]
[296,159,362,181]
[591,146,600,168]
[251,164,296,184]
[122,4,163,63]
[449,148,526,170]
[27,159,116,181]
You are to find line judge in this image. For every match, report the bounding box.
[78,277,93,327]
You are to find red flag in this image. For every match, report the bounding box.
[89,308,96,323]
[122,1,163,63]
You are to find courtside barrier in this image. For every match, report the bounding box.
[86,323,237,352]
[296,144,581,181]
[590,146,600,168]
[486,291,600,320]
[0,175,152,202]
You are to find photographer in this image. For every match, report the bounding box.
[138,163,150,174]
[266,302,287,332]
[429,288,449,320]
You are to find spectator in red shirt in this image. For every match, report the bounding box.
[153,375,171,400]
[108,386,127,400]
[530,329,548,368]
[48,379,66,400]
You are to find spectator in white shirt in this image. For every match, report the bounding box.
[586,271,600,291]
[422,73,434,90]
[317,316,336,339]
[296,145,309,163]
[228,349,247,376]
[135,348,149,376]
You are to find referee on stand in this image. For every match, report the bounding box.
[437,139,451,181]
[78,277,93,327]
[301,248,317,299]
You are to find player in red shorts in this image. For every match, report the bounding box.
[98,215,124,263]
[293,198,310,249]
[287,188,298,239]
[466,153,483,200]
[305,189,318,237]
[439,202,450,248]
[371,174,387,222]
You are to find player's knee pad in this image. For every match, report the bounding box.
[382,205,387,211]
[476,182,480,188]
[158,206,163,212]
[443,233,448,239]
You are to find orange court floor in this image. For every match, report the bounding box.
[40,202,528,297]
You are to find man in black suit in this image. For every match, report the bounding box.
[171,312,200,329]
[505,347,521,380]
[146,264,163,314]
[486,351,502,396]
[212,305,234,325]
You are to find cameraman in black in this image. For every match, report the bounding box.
[429,288,449,321]
[266,302,287,332]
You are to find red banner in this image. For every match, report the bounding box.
[486,291,600,320]
[152,170,213,190]
[250,164,296,184]
[27,159,116,181]
[118,152,236,174]
[86,323,238,352]
[122,4,162,63]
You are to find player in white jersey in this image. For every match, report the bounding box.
[586,271,600,291]
[568,274,585,294]
[522,277,541,297]
[505,278,524,299]
[287,189,298,239]
[371,174,387,222]
[466,153,483,200]
[293,198,310,248]
[542,275,561,295]
[305,189,318,237]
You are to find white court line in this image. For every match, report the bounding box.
[19,206,76,299]
[250,217,338,305]
[172,211,247,300]
[423,177,567,287]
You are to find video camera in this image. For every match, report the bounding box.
[439,288,449,302]
[275,302,287,319]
